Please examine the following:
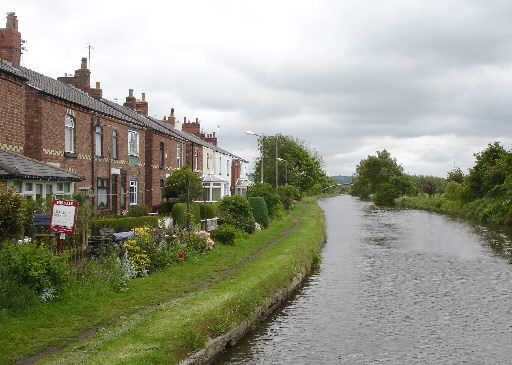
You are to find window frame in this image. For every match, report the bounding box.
[112,130,118,160]
[128,130,139,157]
[64,115,75,153]
[96,177,108,209]
[95,125,103,157]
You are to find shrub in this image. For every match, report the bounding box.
[172,203,201,227]
[247,183,283,217]
[123,239,151,275]
[159,201,174,215]
[211,224,237,245]
[218,195,255,233]
[0,242,75,311]
[248,197,269,228]
[90,216,159,232]
[0,183,29,241]
[127,204,152,217]
[277,185,300,210]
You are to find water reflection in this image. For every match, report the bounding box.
[216,195,512,364]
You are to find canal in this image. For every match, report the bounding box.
[216,195,512,364]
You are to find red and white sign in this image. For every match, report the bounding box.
[49,200,78,235]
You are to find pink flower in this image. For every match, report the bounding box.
[178,252,184,259]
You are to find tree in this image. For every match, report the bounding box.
[351,149,403,199]
[253,134,329,195]
[423,181,436,198]
[446,167,465,185]
[164,165,203,203]
[466,142,512,199]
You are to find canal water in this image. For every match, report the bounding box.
[216,195,512,364]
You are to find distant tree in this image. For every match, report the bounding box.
[446,167,466,185]
[253,134,330,195]
[351,149,403,199]
[164,165,203,203]
[423,181,436,198]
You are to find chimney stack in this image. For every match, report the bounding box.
[182,116,201,136]
[88,81,103,99]
[168,108,176,127]
[57,57,91,92]
[0,12,22,68]
[124,88,137,110]
[135,92,148,116]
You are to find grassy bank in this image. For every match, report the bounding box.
[1,198,325,364]
[397,194,512,226]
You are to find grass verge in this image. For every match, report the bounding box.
[1,198,325,364]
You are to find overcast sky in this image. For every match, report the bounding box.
[7,0,512,176]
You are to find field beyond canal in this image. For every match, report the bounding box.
[0,198,325,365]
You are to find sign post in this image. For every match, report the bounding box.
[49,200,78,255]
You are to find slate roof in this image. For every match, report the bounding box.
[0,60,247,163]
[101,99,184,141]
[16,66,145,128]
[0,60,27,80]
[148,117,249,163]
[0,149,84,181]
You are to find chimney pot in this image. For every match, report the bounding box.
[164,116,167,121]
[196,117,199,123]
[81,57,87,69]
[6,12,18,30]
[96,81,100,89]
[142,92,145,101]
[184,117,187,123]
[171,108,174,116]
[129,89,134,97]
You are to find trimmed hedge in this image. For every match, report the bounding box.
[248,197,269,228]
[90,216,160,232]
[126,204,152,217]
[198,202,219,219]
[172,203,201,226]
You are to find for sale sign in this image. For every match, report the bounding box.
[49,200,78,235]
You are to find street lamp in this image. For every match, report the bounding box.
[277,157,288,185]
[246,130,263,183]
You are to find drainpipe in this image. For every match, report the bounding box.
[91,114,97,213]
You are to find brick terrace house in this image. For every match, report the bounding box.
[0,12,248,213]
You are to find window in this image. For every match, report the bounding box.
[128,130,139,156]
[206,153,210,169]
[227,160,230,176]
[194,150,198,170]
[129,180,138,205]
[97,178,108,209]
[112,130,118,159]
[160,179,164,202]
[159,142,164,167]
[219,156,222,175]
[95,126,103,157]
[65,115,74,153]
[203,182,222,202]
[177,146,181,168]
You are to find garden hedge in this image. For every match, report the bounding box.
[248,197,269,228]
[172,203,201,226]
[90,216,160,232]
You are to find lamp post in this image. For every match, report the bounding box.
[277,157,287,185]
[245,130,263,183]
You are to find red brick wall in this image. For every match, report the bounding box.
[0,72,25,153]
[26,93,146,214]
[144,129,181,208]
